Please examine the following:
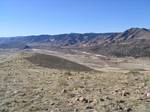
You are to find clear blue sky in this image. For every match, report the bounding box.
[0,0,150,37]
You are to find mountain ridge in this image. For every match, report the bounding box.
[0,28,150,57]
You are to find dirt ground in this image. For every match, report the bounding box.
[0,51,150,112]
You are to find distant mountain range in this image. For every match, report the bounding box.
[0,28,150,57]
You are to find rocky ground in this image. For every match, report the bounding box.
[0,52,150,112]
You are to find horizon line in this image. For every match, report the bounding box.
[0,27,149,38]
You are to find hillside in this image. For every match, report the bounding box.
[25,53,93,71]
[0,51,150,112]
[0,33,115,48]
[89,28,150,57]
[0,28,150,57]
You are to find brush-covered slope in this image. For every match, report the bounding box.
[90,28,150,57]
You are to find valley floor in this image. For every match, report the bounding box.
[0,50,150,112]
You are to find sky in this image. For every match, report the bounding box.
[0,0,150,37]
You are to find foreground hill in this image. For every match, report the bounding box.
[0,52,150,112]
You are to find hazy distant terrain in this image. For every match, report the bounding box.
[0,28,150,57]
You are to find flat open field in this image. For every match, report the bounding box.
[0,49,150,112]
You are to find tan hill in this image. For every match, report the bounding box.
[25,53,93,71]
[0,51,150,112]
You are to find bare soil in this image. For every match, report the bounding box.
[0,51,150,112]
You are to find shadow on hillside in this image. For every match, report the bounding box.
[25,53,93,71]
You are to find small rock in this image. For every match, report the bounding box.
[90,99,97,106]
[117,100,125,103]
[115,89,119,92]
[68,102,73,106]
[127,108,132,112]
[105,96,112,100]
[86,106,94,109]
[79,97,88,103]
[79,97,84,101]
[22,100,27,103]
[13,90,18,94]
[74,97,79,101]
[123,92,130,96]
[100,98,105,101]
[93,110,98,112]
[50,102,55,105]
[68,77,72,80]
[47,81,52,84]
[139,97,144,101]
[92,99,97,103]
[146,93,150,97]
[74,109,78,112]
[61,89,67,94]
